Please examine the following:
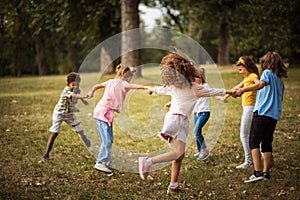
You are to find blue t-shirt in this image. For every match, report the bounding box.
[254,70,284,121]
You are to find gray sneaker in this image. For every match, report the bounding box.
[236,162,253,169]
[94,163,112,173]
[197,150,210,161]
[193,152,200,157]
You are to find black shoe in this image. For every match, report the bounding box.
[263,172,271,180]
[244,171,264,183]
[39,154,49,162]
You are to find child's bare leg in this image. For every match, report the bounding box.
[251,148,262,171]
[77,130,91,147]
[151,139,185,164]
[263,152,273,172]
[44,132,59,156]
[170,153,185,183]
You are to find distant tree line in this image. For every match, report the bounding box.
[1,0,299,77]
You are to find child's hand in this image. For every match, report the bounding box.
[86,92,93,99]
[221,94,230,103]
[164,102,171,110]
[144,86,154,95]
[221,96,228,103]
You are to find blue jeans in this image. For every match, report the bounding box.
[96,119,113,166]
[193,112,210,152]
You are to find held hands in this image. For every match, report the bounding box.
[230,88,243,98]
[86,91,94,99]
[144,86,154,95]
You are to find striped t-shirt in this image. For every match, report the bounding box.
[54,86,74,114]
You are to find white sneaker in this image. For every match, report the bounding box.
[138,157,151,180]
[244,173,264,183]
[236,162,253,169]
[197,150,210,161]
[193,152,200,157]
[94,163,112,173]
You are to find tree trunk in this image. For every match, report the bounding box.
[34,35,49,75]
[69,43,80,72]
[121,0,141,77]
[217,17,231,66]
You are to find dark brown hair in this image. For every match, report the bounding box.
[259,52,288,78]
[67,72,80,84]
[236,56,259,77]
[160,52,199,88]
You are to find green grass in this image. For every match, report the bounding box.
[0,67,299,199]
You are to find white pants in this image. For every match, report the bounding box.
[240,106,254,164]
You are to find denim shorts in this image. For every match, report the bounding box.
[249,111,277,152]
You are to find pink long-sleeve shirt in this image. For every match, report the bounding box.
[93,79,130,125]
[154,83,225,118]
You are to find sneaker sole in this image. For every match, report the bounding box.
[197,152,210,161]
[94,165,112,174]
[244,176,264,183]
[138,157,146,180]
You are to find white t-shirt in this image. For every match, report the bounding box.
[193,83,211,113]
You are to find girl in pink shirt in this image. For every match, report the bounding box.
[87,64,146,174]
[138,52,233,194]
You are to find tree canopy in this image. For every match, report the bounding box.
[0,0,299,76]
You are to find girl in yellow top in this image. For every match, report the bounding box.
[223,56,260,169]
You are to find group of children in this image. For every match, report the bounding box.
[41,51,288,193]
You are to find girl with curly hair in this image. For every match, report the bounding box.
[138,52,232,194]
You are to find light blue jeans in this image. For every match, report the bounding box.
[96,119,113,166]
[240,106,254,164]
[193,112,210,152]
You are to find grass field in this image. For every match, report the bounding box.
[0,67,299,199]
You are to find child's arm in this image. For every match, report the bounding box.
[80,98,89,105]
[214,94,229,103]
[72,93,87,99]
[234,77,264,96]
[87,84,105,98]
[221,81,244,101]
[125,84,148,90]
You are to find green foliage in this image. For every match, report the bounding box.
[0,0,121,76]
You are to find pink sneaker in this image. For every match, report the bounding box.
[138,157,151,180]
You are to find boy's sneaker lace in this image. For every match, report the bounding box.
[94,163,112,173]
[138,157,151,180]
[167,183,185,194]
[236,162,253,169]
[244,171,264,183]
[197,150,210,161]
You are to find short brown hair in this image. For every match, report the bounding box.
[67,72,81,84]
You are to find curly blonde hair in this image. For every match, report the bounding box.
[160,53,199,88]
